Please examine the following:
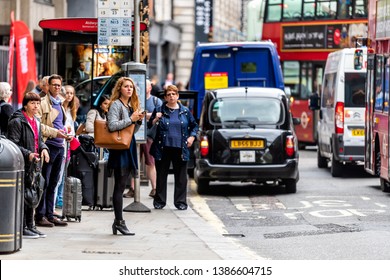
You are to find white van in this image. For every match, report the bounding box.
[314,48,367,177]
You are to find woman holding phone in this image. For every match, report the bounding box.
[107,77,145,235]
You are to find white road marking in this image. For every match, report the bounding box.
[374,203,387,208]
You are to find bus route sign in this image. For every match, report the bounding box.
[98,0,133,46]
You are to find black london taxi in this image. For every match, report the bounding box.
[193,87,300,194]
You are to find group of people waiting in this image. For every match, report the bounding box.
[0,73,199,237]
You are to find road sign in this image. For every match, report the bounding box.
[98,0,133,46]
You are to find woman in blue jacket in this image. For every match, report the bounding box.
[148,85,198,210]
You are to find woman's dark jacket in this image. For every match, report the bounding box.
[148,101,199,161]
[6,109,48,179]
[0,100,14,135]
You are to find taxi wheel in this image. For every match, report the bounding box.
[284,179,297,193]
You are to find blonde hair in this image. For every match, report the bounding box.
[110,77,140,110]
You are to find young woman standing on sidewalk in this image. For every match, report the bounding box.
[107,77,145,235]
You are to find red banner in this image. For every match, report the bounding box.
[9,12,37,106]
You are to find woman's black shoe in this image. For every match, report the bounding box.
[112,219,135,236]
[176,204,188,210]
[153,203,165,209]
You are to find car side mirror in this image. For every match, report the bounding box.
[292,117,301,125]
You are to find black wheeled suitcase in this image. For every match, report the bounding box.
[62,176,82,222]
[95,159,115,210]
[69,146,98,208]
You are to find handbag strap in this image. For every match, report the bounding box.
[153,96,158,108]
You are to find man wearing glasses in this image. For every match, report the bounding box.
[35,74,70,227]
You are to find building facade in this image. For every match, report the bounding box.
[0,0,67,81]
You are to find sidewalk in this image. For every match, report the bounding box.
[1,176,261,260]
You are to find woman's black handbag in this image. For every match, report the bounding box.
[147,97,159,140]
[147,124,158,140]
[25,161,45,208]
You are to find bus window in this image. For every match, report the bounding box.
[354,0,368,18]
[301,62,313,98]
[385,65,390,112]
[283,61,312,99]
[314,67,323,96]
[374,56,384,111]
[303,0,315,19]
[283,61,300,98]
[337,0,352,19]
[317,0,337,19]
[284,0,302,19]
[266,0,282,21]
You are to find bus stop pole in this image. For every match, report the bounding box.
[123,0,150,213]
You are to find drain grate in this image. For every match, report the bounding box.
[82,250,122,255]
[264,223,360,239]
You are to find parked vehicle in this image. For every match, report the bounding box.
[188,41,285,119]
[193,87,300,194]
[311,48,367,177]
[75,76,111,125]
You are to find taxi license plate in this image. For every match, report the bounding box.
[352,129,364,136]
[231,140,264,149]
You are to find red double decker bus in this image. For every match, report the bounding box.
[261,0,368,148]
[364,0,390,192]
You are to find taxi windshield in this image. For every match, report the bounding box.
[209,97,284,125]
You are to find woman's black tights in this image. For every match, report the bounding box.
[113,170,129,220]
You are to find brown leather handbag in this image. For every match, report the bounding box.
[94,119,135,150]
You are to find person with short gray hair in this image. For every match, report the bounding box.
[0,82,14,135]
